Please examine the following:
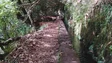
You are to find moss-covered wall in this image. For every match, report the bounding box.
[62,0,96,53]
[61,0,112,63]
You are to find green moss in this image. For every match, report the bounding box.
[64,0,112,63]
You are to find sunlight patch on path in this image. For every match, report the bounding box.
[43,34,52,37]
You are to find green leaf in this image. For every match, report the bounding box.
[98,61,104,63]
[109,45,112,50]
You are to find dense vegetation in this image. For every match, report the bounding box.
[63,0,112,63]
[0,0,31,60]
[0,0,64,60]
[0,0,112,63]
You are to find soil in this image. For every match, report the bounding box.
[2,19,80,63]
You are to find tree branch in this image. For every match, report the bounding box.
[27,0,40,26]
[0,37,21,46]
[18,3,33,7]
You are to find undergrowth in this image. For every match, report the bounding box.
[64,1,112,63]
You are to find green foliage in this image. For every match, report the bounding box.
[64,1,112,63]
[88,4,112,62]
[0,0,17,39]
[0,0,31,39]
[64,2,88,23]
[0,0,32,58]
[64,1,89,53]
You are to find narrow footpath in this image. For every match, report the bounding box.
[58,20,80,63]
[4,19,80,63]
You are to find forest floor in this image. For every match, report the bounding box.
[2,19,80,63]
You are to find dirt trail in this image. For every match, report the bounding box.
[58,20,80,63]
[4,20,80,63]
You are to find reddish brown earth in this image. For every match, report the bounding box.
[2,19,80,63]
[58,20,80,63]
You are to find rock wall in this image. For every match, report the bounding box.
[61,0,112,63]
